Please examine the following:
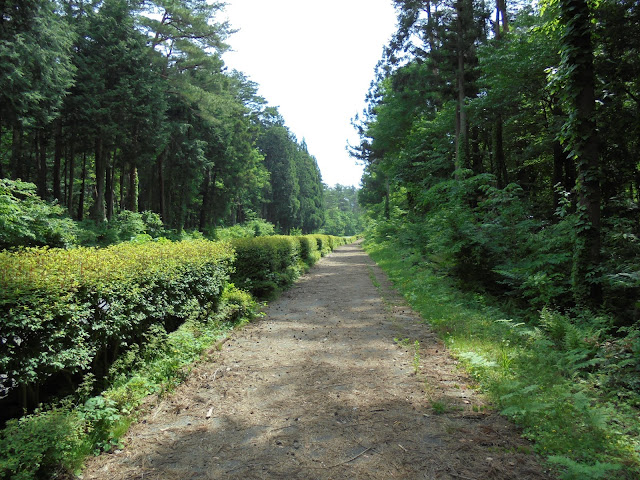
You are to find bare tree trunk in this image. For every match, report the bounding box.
[455,0,468,174]
[158,152,166,222]
[37,130,47,198]
[67,141,75,214]
[499,0,509,33]
[91,137,106,222]
[105,151,115,221]
[11,125,23,180]
[199,167,212,232]
[494,116,507,188]
[119,158,126,212]
[78,153,87,221]
[53,120,63,202]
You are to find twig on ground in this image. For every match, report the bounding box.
[314,446,373,469]
[269,423,297,432]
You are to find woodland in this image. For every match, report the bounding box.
[354,0,640,477]
[0,0,340,239]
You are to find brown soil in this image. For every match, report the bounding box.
[81,242,553,480]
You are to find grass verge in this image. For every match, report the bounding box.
[363,237,640,480]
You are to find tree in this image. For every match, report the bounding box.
[558,0,602,306]
[0,0,75,191]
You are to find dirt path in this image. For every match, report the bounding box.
[82,242,552,480]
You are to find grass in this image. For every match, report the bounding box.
[363,236,640,480]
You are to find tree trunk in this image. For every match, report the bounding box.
[560,0,602,307]
[126,164,139,212]
[499,0,509,33]
[91,137,106,222]
[494,116,507,188]
[157,151,167,222]
[552,140,564,212]
[455,0,469,174]
[11,125,22,180]
[384,176,390,220]
[67,142,75,215]
[119,159,126,212]
[471,125,482,174]
[53,120,63,202]
[199,167,212,231]
[78,153,87,221]
[37,130,47,198]
[105,151,115,221]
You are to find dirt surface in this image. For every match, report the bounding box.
[82,242,553,480]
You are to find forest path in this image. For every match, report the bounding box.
[82,242,551,480]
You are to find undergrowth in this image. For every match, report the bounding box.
[364,235,640,480]
[0,285,258,479]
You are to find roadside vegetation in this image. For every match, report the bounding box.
[353,1,640,478]
[364,220,639,479]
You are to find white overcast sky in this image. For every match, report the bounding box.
[222,0,398,188]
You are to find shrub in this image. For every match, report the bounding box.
[296,235,321,265]
[0,239,235,408]
[230,236,301,297]
[0,179,77,250]
[0,406,87,480]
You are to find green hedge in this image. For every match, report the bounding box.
[0,233,353,479]
[0,239,235,407]
[230,236,301,297]
[230,234,349,297]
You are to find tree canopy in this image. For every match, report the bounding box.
[355,0,640,322]
[0,0,327,238]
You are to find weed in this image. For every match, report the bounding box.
[394,337,412,347]
[431,400,448,415]
[368,266,381,289]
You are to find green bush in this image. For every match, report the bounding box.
[0,179,78,250]
[296,235,321,265]
[309,234,333,256]
[229,234,349,297]
[214,219,276,240]
[230,236,301,297]
[0,239,235,406]
[0,406,87,480]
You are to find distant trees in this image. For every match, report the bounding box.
[0,0,326,237]
[323,184,363,236]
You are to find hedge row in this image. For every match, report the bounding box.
[0,240,235,410]
[0,235,349,411]
[230,234,349,297]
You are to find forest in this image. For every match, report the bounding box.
[354,0,640,476]
[356,0,640,326]
[0,0,335,238]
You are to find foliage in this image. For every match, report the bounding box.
[229,234,347,297]
[0,406,87,480]
[0,179,77,249]
[0,282,258,480]
[364,229,640,478]
[0,231,347,479]
[213,218,276,240]
[322,184,364,236]
[0,0,326,239]
[0,239,235,407]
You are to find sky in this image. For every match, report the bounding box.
[221,1,398,188]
